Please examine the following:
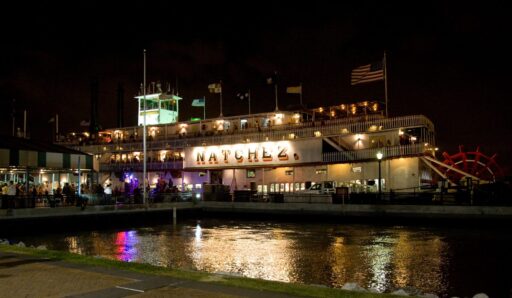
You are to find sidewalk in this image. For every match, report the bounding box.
[0,251,298,298]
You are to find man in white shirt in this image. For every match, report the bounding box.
[104,184,112,204]
[7,181,16,210]
[1,183,7,209]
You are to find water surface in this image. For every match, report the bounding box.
[11,219,512,297]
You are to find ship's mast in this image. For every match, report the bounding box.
[143,49,147,207]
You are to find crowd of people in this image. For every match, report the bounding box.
[0,181,89,209]
[0,176,187,209]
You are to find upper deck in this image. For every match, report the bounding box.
[60,100,432,144]
[56,101,436,169]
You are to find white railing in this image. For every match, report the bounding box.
[100,161,183,172]
[323,144,426,162]
[96,139,427,169]
[80,114,434,154]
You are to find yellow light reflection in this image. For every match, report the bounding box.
[392,231,445,292]
[188,225,295,282]
[65,236,83,254]
[366,235,393,292]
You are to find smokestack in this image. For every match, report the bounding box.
[117,83,124,128]
[90,77,99,134]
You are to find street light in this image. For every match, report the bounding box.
[143,49,147,207]
[376,151,383,200]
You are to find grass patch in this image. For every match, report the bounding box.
[0,244,403,298]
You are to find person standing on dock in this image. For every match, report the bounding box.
[1,183,7,208]
[104,184,112,205]
[7,181,16,210]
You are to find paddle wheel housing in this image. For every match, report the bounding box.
[440,146,503,183]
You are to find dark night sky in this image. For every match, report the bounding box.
[1,2,511,171]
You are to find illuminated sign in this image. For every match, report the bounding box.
[184,139,322,169]
[352,166,362,173]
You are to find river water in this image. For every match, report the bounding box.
[10,218,512,297]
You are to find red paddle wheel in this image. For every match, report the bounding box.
[440,145,503,183]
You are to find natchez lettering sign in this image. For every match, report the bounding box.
[184,139,322,168]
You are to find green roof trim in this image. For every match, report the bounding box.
[63,153,70,169]
[9,149,19,166]
[86,155,93,169]
[38,152,46,167]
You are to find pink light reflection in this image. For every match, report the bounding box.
[114,230,139,262]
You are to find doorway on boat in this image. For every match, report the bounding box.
[210,170,223,185]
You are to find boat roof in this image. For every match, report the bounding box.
[0,135,89,155]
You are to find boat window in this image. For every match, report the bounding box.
[241,119,248,129]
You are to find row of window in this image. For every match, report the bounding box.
[267,182,307,193]
[168,179,386,194]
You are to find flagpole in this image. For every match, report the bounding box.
[143,49,147,207]
[12,99,15,137]
[219,81,223,117]
[274,83,278,111]
[384,52,389,117]
[56,114,59,140]
[248,89,251,115]
[23,110,26,138]
[300,83,303,107]
[77,156,81,196]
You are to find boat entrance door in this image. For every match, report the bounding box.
[210,170,223,184]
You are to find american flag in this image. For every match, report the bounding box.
[351,62,384,85]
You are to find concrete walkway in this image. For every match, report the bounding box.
[0,251,299,298]
[3,201,512,222]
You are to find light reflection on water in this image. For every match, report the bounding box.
[13,219,512,297]
[189,226,295,282]
[114,231,138,262]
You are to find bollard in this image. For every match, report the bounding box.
[173,206,177,225]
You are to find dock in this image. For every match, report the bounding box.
[2,201,512,223]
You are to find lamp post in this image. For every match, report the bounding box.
[376,151,383,200]
[143,49,147,207]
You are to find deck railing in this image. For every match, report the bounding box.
[323,144,426,162]
[2,188,510,210]
[100,161,183,172]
